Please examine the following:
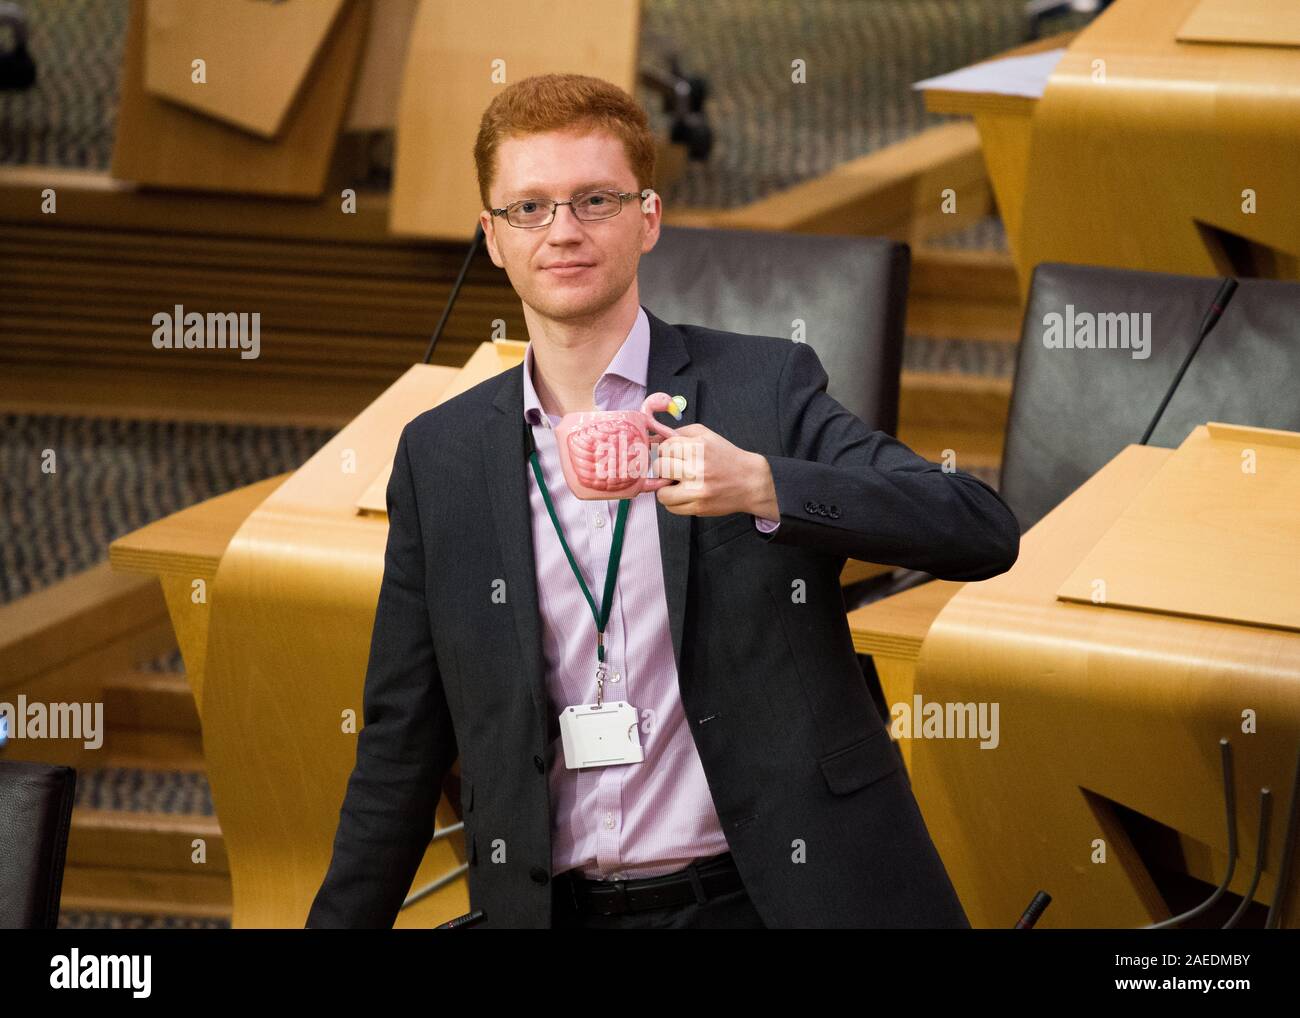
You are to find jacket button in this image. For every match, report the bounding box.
[533,755,545,773]
[529,866,549,884]
[803,500,817,514]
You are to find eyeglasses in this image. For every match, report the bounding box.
[490,188,650,229]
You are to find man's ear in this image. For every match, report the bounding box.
[639,188,662,254]
[481,209,504,268]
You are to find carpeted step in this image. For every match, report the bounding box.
[62,765,232,921]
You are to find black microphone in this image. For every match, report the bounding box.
[1223,788,1271,928]
[1014,890,1051,928]
[1265,744,1300,929]
[1139,277,1238,445]
[1145,738,1238,929]
[422,222,486,365]
[434,909,487,929]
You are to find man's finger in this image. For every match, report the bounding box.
[658,435,706,458]
[655,440,705,478]
[654,454,689,480]
[655,484,695,510]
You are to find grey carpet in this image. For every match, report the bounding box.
[75,766,213,815]
[0,414,336,606]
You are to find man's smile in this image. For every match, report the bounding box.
[543,261,595,277]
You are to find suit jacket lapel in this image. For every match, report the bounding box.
[643,310,698,685]
[483,367,549,732]
[481,309,699,736]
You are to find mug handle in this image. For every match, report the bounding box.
[641,414,677,491]
[646,416,677,442]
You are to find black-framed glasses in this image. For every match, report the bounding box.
[490,188,650,229]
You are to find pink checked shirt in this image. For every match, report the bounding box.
[523,305,779,880]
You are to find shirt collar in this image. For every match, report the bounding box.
[522,305,650,428]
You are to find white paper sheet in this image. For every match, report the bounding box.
[913,48,1067,100]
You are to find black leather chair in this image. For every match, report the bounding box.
[857,261,1300,718]
[0,761,77,928]
[1001,263,1300,533]
[637,225,909,435]
[637,225,910,709]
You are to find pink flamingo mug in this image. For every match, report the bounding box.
[554,392,684,499]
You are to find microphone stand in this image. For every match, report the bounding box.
[422,223,486,366]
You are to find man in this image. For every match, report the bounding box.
[307,73,1020,929]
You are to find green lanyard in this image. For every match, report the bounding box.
[528,443,629,706]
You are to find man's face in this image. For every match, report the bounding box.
[481,128,660,323]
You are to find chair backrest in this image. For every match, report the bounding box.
[0,760,76,928]
[637,225,910,434]
[1001,262,1300,532]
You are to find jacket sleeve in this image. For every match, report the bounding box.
[306,422,458,928]
[757,339,1020,581]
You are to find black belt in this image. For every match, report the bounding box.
[555,852,744,916]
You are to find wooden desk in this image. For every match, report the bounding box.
[110,475,287,715]
[110,354,491,928]
[850,441,1300,927]
[922,32,1076,278]
[111,0,368,197]
[924,0,1300,296]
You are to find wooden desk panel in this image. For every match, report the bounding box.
[144,0,344,138]
[911,442,1300,927]
[112,0,368,197]
[1059,423,1300,632]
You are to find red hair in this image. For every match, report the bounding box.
[473,73,656,210]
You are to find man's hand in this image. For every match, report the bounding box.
[652,424,779,519]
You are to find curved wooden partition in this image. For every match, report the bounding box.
[198,347,516,927]
[905,439,1300,928]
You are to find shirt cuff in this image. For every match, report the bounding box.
[753,515,780,533]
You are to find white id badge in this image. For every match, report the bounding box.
[558,701,644,769]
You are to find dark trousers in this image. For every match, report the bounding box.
[551,854,767,930]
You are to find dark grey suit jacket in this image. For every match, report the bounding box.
[307,306,1020,928]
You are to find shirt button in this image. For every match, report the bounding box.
[594,514,605,528]
[603,811,615,830]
